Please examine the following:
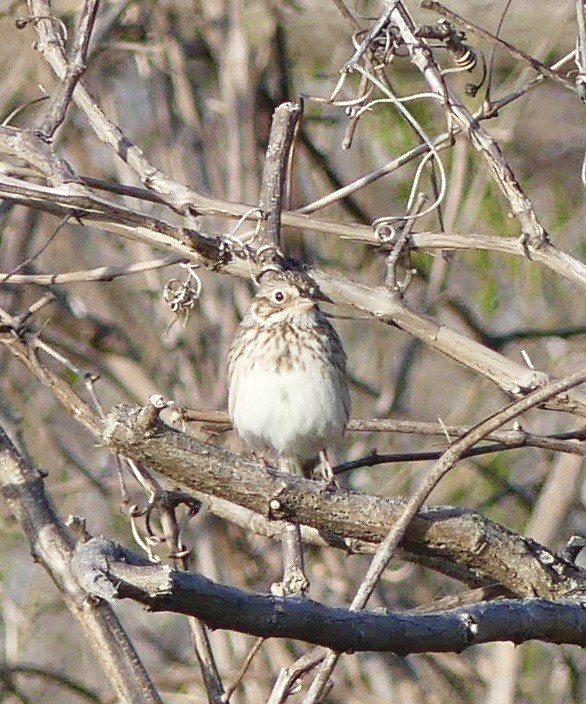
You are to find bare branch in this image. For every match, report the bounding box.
[253,102,302,250]
[576,0,586,100]
[0,178,584,415]
[101,402,586,600]
[71,537,586,653]
[420,0,578,93]
[0,255,184,285]
[350,368,586,608]
[35,0,100,141]
[2,164,586,289]
[0,424,163,703]
[307,367,586,696]
[27,0,197,210]
[389,2,547,248]
[183,408,586,456]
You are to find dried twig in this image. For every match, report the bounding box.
[384,192,427,293]
[252,102,302,251]
[420,0,578,93]
[0,255,184,285]
[575,0,586,102]
[35,0,100,140]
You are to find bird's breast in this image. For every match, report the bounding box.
[228,353,348,459]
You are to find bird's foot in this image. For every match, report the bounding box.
[315,450,340,491]
[253,449,272,470]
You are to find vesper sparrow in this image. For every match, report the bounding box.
[228,272,350,477]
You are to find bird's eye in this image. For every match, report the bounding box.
[272,289,286,304]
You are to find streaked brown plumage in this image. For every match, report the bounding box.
[228,273,350,466]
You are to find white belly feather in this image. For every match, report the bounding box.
[229,352,348,459]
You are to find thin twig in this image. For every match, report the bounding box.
[0,255,184,285]
[483,0,514,104]
[361,369,586,601]
[266,649,327,704]
[332,437,586,474]
[575,0,586,101]
[297,51,575,217]
[0,214,71,285]
[343,0,401,69]
[223,637,265,702]
[420,0,577,93]
[392,2,546,249]
[179,407,586,455]
[384,192,427,292]
[36,0,100,140]
[329,0,362,31]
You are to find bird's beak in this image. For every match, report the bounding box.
[295,297,316,312]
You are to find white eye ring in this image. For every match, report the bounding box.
[272,289,286,304]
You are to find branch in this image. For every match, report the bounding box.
[27,0,197,210]
[345,368,586,612]
[253,102,302,250]
[0,322,476,585]
[0,663,101,703]
[182,408,586,459]
[333,438,586,473]
[0,255,183,285]
[0,125,77,185]
[576,0,586,100]
[314,269,586,417]
[101,402,586,600]
[72,537,586,653]
[387,2,546,247]
[35,0,100,141]
[0,170,585,417]
[420,0,578,93]
[2,314,586,596]
[0,424,163,704]
[298,49,576,217]
[305,367,586,695]
[2,163,586,290]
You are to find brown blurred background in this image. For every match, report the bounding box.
[0,0,585,701]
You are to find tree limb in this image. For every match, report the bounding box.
[0,423,163,704]
[71,537,586,654]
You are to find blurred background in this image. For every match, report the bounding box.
[0,0,585,701]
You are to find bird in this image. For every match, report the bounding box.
[227,271,350,478]
[227,271,350,596]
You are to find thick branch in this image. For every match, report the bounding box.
[102,404,586,600]
[71,538,586,654]
[2,320,585,600]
